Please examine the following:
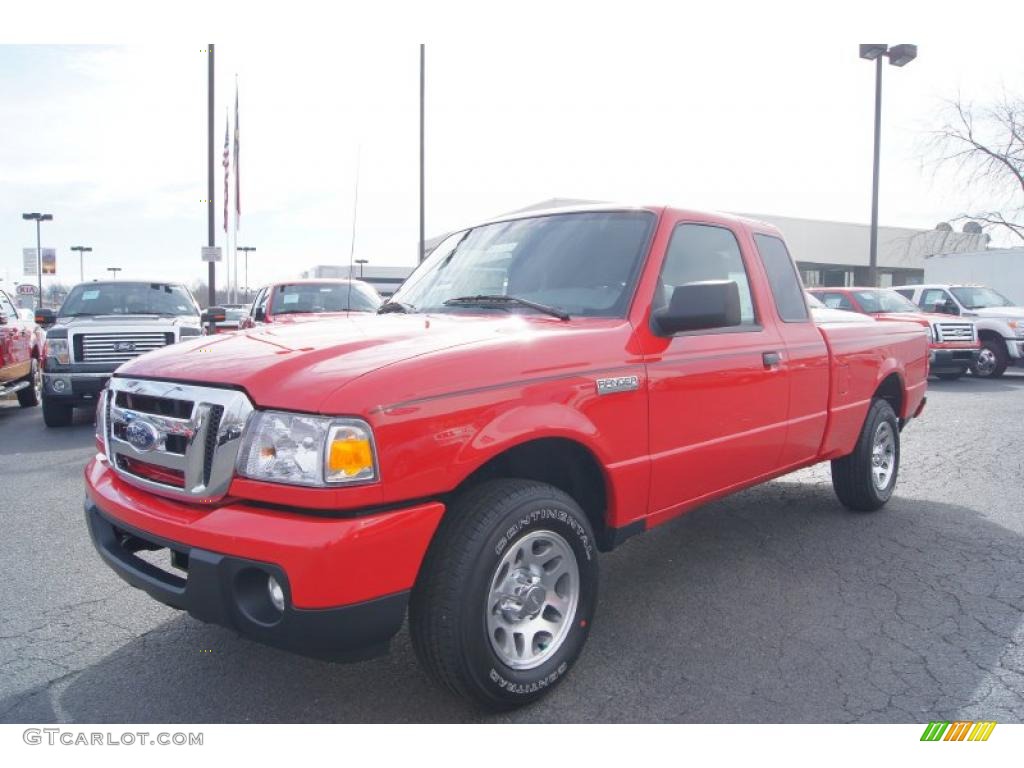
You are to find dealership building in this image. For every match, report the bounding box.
[307,199,992,295]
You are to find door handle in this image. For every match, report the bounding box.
[762,351,782,367]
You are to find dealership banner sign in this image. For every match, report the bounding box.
[22,247,56,276]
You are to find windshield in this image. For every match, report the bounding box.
[389,211,657,317]
[950,286,1014,309]
[59,282,199,318]
[853,289,920,314]
[270,282,381,314]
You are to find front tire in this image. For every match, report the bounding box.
[971,339,1008,378]
[409,479,598,710]
[16,358,41,407]
[42,395,74,427]
[831,398,900,512]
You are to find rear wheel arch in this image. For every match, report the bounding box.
[873,371,905,420]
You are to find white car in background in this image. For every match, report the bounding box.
[895,284,1024,378]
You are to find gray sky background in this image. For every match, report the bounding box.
[2,1,1022,293]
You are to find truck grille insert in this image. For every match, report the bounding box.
[103,379,253,503]
[76,332,174,364]
[935,323,975,343]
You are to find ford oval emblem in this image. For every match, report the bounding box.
[115,341,137,353]
[125,419,160,452]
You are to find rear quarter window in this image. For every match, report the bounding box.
[753,234,809,322]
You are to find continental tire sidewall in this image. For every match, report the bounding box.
[462,499,598,707]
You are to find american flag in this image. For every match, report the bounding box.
[222,113,230,233]
[233,81,240,223]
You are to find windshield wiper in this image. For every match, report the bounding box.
[378,299,416,314]
[443,295,570,321]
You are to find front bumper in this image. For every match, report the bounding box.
[928,347,980,373]
[44,372,109,405]
[85,457,445,660]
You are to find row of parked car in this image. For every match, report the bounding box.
[3,274,1022,428]
[807,283,1024,381]
[0,278,384,426]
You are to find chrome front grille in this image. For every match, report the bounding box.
[935,323,975,343]
[103,377,253,503]
[77,332,174,364]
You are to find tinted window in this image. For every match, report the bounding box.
[894,288,915,301]
[753,234,808,322]
[657,223,757,327]
[390,211,656,318]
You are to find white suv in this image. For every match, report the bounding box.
[895,284,1024,378]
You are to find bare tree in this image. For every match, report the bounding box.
[928,94,1024,244]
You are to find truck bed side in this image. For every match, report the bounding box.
[816,319,929,459]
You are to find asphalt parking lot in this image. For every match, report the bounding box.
[1,376,1022,724]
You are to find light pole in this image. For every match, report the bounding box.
[21,212,53,308]
[355,258,368,279]
[859,43,917,287]
[71,245,92,283]
[107,267,122,280]
[237,246,255,301]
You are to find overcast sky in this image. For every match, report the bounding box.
[2,1,1022,293]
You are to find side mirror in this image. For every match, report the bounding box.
[0,313,8,325]
[34,308,56,327]
[653,280,742,335]
[934,300,958,315]
[252,307,266,323]
[201,306,227,324]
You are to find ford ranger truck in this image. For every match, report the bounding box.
[85,205,928,709]
[36,281,204,427]
[808,286,980,380]
[0,286,42,408]
[895,284,1024,379]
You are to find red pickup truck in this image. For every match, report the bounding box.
[0,288,43,408]
[85,205,928,708]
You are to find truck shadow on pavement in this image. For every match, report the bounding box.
[2,478,1021,723]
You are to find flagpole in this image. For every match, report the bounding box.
[418,43,425,264]
[233,75,240,305]
[207,44,216,309]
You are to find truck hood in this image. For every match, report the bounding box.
[966,307,1024,320]
[55,314,201,329]
[115,313,553,410]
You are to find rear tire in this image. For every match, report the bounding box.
[16,358,41,407]
[971,339,1008,378]
[831,398,900,512]
[409,478,598,710]
[42,395,74,427]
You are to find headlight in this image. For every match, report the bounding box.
[44,338,70,366]
[1009,320,1024,337]
[237,411,377,487]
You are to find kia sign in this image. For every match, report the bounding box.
[16,284,37,296]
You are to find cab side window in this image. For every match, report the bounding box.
[657,223,757,328]
[919,288,956,314]
[252,288,270,320]
[0,291,17,318]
